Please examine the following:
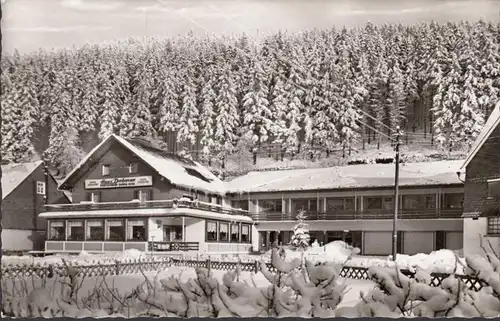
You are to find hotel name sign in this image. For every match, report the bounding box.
[85,176,153,189]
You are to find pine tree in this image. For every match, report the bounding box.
[290,210,310,251]
[156,68,181,134]
[241,62,272,147]
[177,72,199,152]
[198,68,217,162]
[120,63,155,139]
[385,61,406,133]
[214,66,240,165]
[269,73,289,146]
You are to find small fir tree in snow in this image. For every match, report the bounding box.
[290,210,310,251]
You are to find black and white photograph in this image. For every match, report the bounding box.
[1,0,500,318]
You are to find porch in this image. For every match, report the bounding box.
[39,199,257,254]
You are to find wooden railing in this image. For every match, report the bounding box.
[147,241,200,252]
[44,198,249,217]
[251,208,463,221]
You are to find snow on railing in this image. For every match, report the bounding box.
[44,198,249,217]
[1,256,486,291]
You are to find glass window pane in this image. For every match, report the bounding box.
[219,223,228,241]
[207,221,218,241]
[86,220,104,241]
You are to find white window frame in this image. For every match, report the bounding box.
[487,178,500,200]
[90,192,101,203]
[128,163,139,174]
[487,216,500,235]
[36,181,46,195]
[102,164,110,176]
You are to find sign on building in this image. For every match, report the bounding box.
[85,176,153,189]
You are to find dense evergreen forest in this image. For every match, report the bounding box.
[1,20,499,174]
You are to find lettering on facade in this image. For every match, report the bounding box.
[85,176,153,189]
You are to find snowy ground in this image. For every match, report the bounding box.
[216,141,467,177]
[1,264,376,317]
[2,242,467,274]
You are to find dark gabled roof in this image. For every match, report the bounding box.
[58,134,226,195]
[2,161,43,199]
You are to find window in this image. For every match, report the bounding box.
[134,190,151,202]
[86,220,104,241]
[219,222,229,241]
[48,221,65,240]
[365,197,383,210]
[67,221,84,241]
[443,193,463,209]
[207,221,218,241]
[36,181,46,195]
[106,219,125,241]
[241,224,250,243]
[326,198,355,211]
[402,195,436,210]
[291,199,320,213]
[231,223,240,242]
[487,217,500,235]
[127,219,146,241]
[487,179,500,199]
[88,192,101,203]
[365,197,394,210]
[164,226,183,242]
[232,200,249,211]
[425,195,436,209]
[402,195,420,210]
[128,163,139,174]
[102,164,110,176]
[259,199,282,213]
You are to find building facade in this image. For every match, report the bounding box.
[39,135,258,254]
[227,160,465,255]
[2,161,70,252]
[461,102,500,257]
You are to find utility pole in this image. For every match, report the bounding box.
[391,126,402,261]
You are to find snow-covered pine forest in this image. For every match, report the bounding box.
[2,20,499,175]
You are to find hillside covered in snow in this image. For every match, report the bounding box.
[2,20,498,176]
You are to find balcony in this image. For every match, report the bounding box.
[251,208,463,221]
[44,199,249,217]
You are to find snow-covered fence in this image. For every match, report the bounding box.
[1,256,486,291]
[169,258,486,292]
[1,257,172,279]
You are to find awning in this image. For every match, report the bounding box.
[39,207,253,223]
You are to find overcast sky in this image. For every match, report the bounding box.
[2,0,500,54]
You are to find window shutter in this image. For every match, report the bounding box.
[133,190,139,200]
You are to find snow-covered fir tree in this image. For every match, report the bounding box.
[214,65,240,165]
[241,62,272,146]
[290,210,310,251]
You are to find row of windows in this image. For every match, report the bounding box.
[86,189,152,203]
[206,221,251,243]
[101,163,139,176]
[235,193,464,213]
[48,219,147,242]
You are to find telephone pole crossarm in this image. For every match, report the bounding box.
[391,126,403,261]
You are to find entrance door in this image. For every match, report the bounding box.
[164,226,183,242]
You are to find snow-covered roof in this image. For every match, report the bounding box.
[58,134,226,195]
[2,161,43,199]
[38,207,252,223]
[225,160,465,193]
[460,101,500,170]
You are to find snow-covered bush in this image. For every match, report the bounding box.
[289,211,310,251]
